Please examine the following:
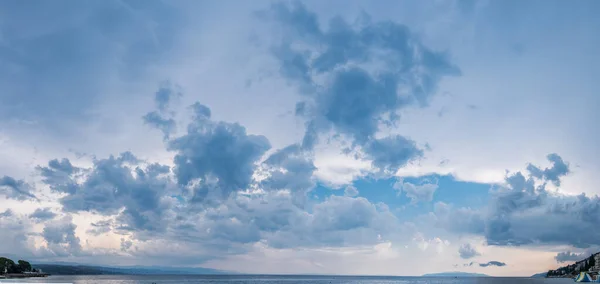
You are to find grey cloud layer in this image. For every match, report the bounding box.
[555,251,590,263]
[0,0,183,131]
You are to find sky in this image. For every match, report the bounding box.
[0,0,599,277]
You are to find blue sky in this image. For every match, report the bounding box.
[0,0,599,277]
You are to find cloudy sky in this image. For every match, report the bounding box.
[1,0,599,277]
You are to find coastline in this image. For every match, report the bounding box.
[0,273,50,279]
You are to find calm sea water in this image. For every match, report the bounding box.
[0,275,574,284]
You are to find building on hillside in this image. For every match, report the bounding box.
[591,254,600,272]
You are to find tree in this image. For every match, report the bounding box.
[18,260,32,272]
[0,257,17,274]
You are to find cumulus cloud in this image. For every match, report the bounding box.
[87,220,114,236]
[26,85,312,262]
[142,82,181,139]
[0,210,36,257]
[120,238,133,252]
[0,175,37,200]
[433,202,485,235]
[42,216,82,256]
[394,179,438,203]
[0,209,13,217]
[526,153,570,186]
[195,192,401,250]
[37,158,80,194]
[434,154,600,248]
[344,185,359,197]
[153,81,182,112]
[555,251,583,263]
[458,243,480,259]
[260,144,317,205]
[37,152,175,233]
[30,78,413,262]
[3,1,462,264]
[143,112,177,140]
[1,210,83,260]
[554,251,593,263]
[168,102,271,204]
[262,1,459,173]
[30,208,57,221]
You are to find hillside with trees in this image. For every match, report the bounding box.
[547,253,599,277]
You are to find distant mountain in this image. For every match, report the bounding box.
[112,265,230,275]
[32,263,227,275]
[422,272,489,277]
[531,272,547,278]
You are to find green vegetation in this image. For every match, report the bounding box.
[18,260,32,273]
[0,257,33,274]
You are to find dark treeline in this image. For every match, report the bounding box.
[0,257,36,274]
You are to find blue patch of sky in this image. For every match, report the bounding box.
[311,174,491,220]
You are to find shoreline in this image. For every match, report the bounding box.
[0,273,50,279]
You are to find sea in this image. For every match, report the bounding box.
[0,275,575,284]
